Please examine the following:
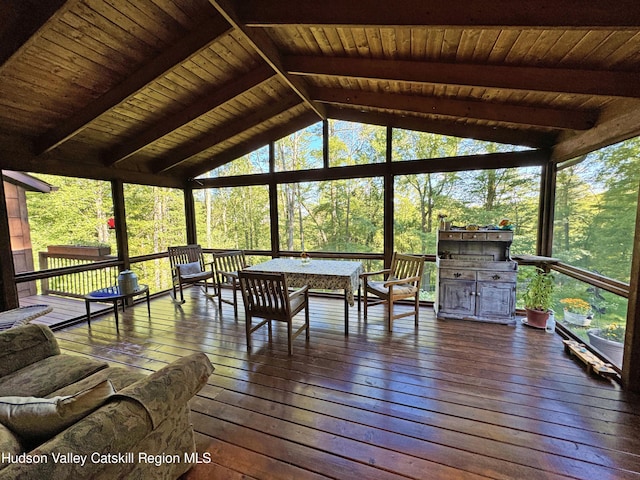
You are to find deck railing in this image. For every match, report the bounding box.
[38,249,119,298]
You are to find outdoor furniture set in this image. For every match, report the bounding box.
[168,245,426,355]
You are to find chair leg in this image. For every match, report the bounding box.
[232,280,238,317]
[217,282,223,310]
[363,288,368,319]
[388,300,393,332]
[415,295,420,327]
[305,305,310,342]
[179,284,184,304]
[287,321,295,356]
[245,314,252,351]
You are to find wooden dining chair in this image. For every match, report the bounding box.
[213,250,250,317]
[360,252,425,331]
[168,245,216,304]
[238,271,310,355]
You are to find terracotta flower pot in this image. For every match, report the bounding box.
[525,308,550,328]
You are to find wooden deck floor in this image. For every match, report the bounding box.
[19,293,113,328]
[54,288,640,480]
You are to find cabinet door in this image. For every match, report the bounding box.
[476,282,515,319]
[439,279,476,316]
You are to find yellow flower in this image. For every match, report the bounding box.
[560,298,591,315]
[600,324,625,342]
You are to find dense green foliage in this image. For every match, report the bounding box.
[23,125,638,325]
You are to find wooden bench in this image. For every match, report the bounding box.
[168,245,216,304]
[563,340,618,379]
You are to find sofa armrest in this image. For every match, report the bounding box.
[114,352,214,428]
[0,324,59,378]
[0,395,154,480]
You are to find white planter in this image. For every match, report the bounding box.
[587,329,623,367]
[563,309,592,327]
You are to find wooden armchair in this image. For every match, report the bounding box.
[168,245,216,304]
[213,250,249,317]
[238,271,309,355]
[360,252,425,331]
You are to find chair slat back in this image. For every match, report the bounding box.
[391,253,425,287]
[239,271,290,321]
[168,245,205,271]
[214,250,246,282]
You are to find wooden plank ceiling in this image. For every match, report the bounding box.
[0,0,639,186]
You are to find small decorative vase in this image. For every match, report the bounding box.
[563,309,592,327]
[587,329,623,367]
[117,270,139,295]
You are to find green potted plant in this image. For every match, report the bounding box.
[522,268,554,328]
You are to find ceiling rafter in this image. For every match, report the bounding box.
[186,110,319,180]
[152,97,304,174]
[312,87,597,131]
[552,99,640,161]
[104,63,275,166]
[35,15,233,155]
[325,106,556,148]
[0,134,182,188]
[285,56,640,99]
[208,0,325,119]
[0,0,75,71]
[197,149,547,189]
[239,0,640,28]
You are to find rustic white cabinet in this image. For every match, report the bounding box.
[435,230,517,324]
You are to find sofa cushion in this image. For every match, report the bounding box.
[0,324,60,378]
[0,354,108,398]
[0,423,23,468]
[48,366,146,397]
[0,380,115,443]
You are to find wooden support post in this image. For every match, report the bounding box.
[622,180,640,392]
[322,119,329,169]
[111,180,129,272]
[538,156,555,258]
[269,141,280,258]
[383,126,393,268]
[0,178,18,310]
[184,184,197,245]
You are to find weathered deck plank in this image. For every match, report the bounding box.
[53,289,640,480]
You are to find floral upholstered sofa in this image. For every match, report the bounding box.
[0,323,214,479]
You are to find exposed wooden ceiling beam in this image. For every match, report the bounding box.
[0,134,183,188]
[35,16,232,155]
[198,149,548,189]
[208,0,326,119]
[105,64,275,166]
[312,87,597,130]
[326,106,556,148]
[152,97,304,174]
[0,0,74,71]
[186,111,319,179]
[285,56,640,99]
[552,99,640,161]
[239,0,640,28]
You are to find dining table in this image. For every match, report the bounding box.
[246,258,363,335]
